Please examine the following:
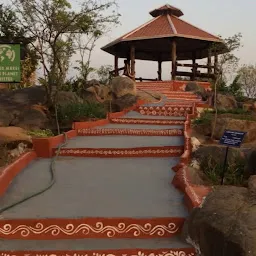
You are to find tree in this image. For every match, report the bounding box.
[0,4,39,88]
[238,64,256,99]
[11,0,119,105]
[211,33,242,139]
[96,65,113,84]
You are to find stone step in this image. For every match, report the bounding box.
[0,237,195,255]
[0,158,187,220]
[120,111,186,120]
[58,135,184,149]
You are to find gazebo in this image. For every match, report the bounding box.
[101,4,227,81]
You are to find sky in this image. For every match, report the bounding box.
[2,0,256,81]
[89,0,256,80]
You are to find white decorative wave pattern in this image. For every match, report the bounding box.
[0,222,180,238]
[0,250,195,256]
[77,128,183,136]
[55,148,183,157]
[110,119,184,125]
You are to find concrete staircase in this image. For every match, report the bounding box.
[0,103,196,255]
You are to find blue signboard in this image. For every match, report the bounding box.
[219,130,247,148]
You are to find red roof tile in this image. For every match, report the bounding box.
[101,4,224,55]
[125,15,173,40]
[121,13,220,42]
[170,15,219,40]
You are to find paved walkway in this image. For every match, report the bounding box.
[0,98,197,255]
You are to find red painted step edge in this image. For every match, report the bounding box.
[0,151,37,197]
[0,217,185,239]
[52,146,184,158]
[77,128,184,136]
[0,248,196,256]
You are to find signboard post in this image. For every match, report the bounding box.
[219,130,247,185]
[0,44,21,83]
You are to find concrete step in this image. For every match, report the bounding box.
[0,158,187,220]
[0,236,195,253]
[58,135,184,149]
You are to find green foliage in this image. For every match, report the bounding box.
[11,0,119,105]
[200,155,246,186]
[214,75,243,97]
[96,65,113,84]
[193,110,213,125]
[229,74,243,97]
[57,102,106,123]
[0,4,39,88]
[217,108,249,115]
[238,64,256,99]
[27,129,54,137]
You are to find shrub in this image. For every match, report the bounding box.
[200,155,246,186]
[57,102,106,123]
[193,110,213,125]
[217,108,249,115]
[27,129,54,137]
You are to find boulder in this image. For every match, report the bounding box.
[84,79,101,88]
[0,108,14,127]
[108,94,137,112]
[244,148,256,177]
[216,93,237,110]
[9,86,46,105]
[55,91,83,106]
[213,117,256,142]
[0,127,32,145]
[13,108,49,130]
[183,179,256,256]
[137,90,162,103]
[185,82,209,101]
[191,137,201,152]
[111,76,136,98]
[193,145,244,167]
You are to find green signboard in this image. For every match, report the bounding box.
[0,44,21,83]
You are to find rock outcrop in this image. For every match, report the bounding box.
[0,127,32,145]
[193,145,244,166]
[183,177,256,256]
[111,76,136,98]
[185,82,209,101]
[216,93,238,110]
[213,117,256,142]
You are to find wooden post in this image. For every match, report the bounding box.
[114,56,118,76]
[214,52,218,76]
[130,45,135,80]
[158,61,162,81]
[171,40,177,80]
[207,48,212,75]
[192,52,196,81]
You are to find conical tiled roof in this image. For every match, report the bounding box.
[102,4,226,61]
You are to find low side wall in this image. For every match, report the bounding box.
[0,151,37,197]
[172,104,212,211]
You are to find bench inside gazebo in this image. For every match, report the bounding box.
[102,4,227,85]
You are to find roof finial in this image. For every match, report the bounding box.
[150,4,184,17]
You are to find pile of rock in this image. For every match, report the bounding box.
[183,175,256,256]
